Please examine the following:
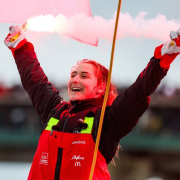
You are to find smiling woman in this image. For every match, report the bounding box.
[68,59,118,104]
[68,62,99,101]
[4,24,178,180]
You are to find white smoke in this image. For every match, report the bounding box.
[27,11,180,42]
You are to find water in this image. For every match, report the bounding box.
[0,162,31,180]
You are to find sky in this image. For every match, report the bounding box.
[1,0,180,88]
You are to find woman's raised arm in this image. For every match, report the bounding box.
[4,25,62,125]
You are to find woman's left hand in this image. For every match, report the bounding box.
[154,29,180,68]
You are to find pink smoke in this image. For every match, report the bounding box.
[27,11,180,42]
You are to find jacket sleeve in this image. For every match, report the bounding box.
[99,57,168,162]
[13,42,61,125]
[106,57,168,139]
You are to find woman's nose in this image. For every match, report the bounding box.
[72,76,80,84]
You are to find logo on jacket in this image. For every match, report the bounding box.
[72,141,86,144]
[71,155,84,167]
[40,152,48,165]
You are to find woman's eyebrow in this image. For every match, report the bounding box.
[71,71,91,76]
[71,71,77,74]
[81,71,91,75]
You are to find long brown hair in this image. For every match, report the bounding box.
[74,59,118,106]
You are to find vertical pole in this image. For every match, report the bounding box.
[88,0,122,179]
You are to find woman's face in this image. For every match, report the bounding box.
[68,63,100,101]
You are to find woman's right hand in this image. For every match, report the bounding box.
[4,25,28,55]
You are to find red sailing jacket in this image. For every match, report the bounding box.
[28,105,111,180]
[28,126,110,180]
[13,42,168,179]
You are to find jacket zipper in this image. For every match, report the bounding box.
[54,148,63,180]
[54,112,71,180]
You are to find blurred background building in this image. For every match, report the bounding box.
[0,83,180,180]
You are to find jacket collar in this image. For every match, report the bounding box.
[70,97,103,113]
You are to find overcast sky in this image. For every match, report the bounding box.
[1,0,180,88]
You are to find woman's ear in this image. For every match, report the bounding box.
[97,83,106,95]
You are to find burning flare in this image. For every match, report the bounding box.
[27,11,180,42]
[27,14,68,33]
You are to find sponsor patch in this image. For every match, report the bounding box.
[40,152,48,165]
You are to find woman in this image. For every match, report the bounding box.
[4,25,180,180]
